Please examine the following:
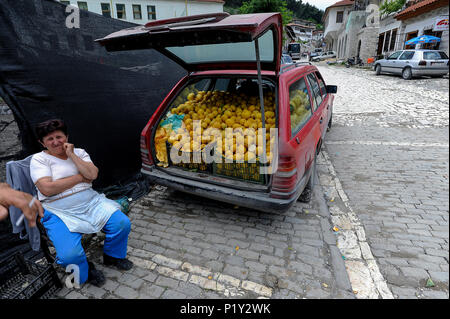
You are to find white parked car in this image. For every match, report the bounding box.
[312,51,337,62]
[373,49,449,80]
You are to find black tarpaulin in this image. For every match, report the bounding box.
[0,0,186,198]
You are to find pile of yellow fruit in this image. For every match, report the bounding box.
[161,89,277,163]
[289,89,310,131]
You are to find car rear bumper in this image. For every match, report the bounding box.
[141,165,307,213]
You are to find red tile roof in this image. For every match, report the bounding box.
[329,0,355,8]
[395,0,448,20]
[322,0,354,22]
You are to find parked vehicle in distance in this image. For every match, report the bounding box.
[287,43,301,60]
[309,48,323,61]
[312,51,337,62]
[97,13,337,213]
[345,56,363,68]
[281,53,294,65]
[373,49,449,80]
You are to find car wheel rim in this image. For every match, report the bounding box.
[404,69,411,78]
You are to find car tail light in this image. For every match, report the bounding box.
[270,155,297,199]
[418,60,427,66]
[140,135,154,169]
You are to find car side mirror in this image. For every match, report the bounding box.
[326,85,337,94]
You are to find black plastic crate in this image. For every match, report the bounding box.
[0,252,62,299]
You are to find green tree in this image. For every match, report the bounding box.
[379,0,406,16]
[239,0,294,26]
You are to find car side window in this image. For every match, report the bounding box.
[315,71,327,99]
[388,51,402,60]
[306,73,322,111]
[399,51,415,60]
[289,77,313,136]
[423,51,441,60]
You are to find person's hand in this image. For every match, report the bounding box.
[0,187,44,227]
[64,142,75,157]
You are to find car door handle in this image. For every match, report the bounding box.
[320,117,323,124]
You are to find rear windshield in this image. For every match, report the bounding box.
[439,51,449,59]
[423,51,443,60]
[166,29,274,64]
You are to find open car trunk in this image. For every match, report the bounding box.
[152,75,278,188]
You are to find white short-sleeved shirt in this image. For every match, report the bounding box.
[30,148,93,202]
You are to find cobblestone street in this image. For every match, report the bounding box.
[317,64,449,299]
[1,63,448,300]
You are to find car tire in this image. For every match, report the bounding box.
[298,155,316,203]
[402,67,412,80]
[375,64,381,75]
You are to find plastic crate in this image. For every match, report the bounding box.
[213,155,268,184]
[166,142,212,173]
[0,252,62,299]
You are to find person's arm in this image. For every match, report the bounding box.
[64,143,98,181]
[0,183,44,227]
[35,174,89,197]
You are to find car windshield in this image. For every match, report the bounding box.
[289,44,300,53]
[166,29,274,64]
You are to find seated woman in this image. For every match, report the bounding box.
[30,119,133,287]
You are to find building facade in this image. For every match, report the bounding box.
[323,0,355,53]
[58,0,224,24]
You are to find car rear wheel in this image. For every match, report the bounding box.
[375,64,381,75]
[298,156,316,203]
[402,67,412,80]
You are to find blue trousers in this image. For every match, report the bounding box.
[42,209,131,284]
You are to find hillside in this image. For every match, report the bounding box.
[224,0,324,24]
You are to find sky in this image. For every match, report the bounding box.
[302,0,340,11]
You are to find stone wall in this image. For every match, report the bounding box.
[357,26,380,62]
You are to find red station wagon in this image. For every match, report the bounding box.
[97,12,337,213]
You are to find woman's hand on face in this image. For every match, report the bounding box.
[64,143,75,157]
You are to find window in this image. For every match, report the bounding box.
[387,51,402,60]
[77,1,87,10]
[405,31,418,49]
[132,5,142,20]
[166,29,274,65]
[336,11,343,23]
[289,77,312,136]
[399,51,415,60]
[116,4,126,19]
[101,3,111,17]
[306,73,322,112]
[315,72,327,99]
[422,30,442,50]
[389,29,397,51]
[383,31,391,53]
[423,51,442,60]
[60,1,70,5]
[147,5,156,20]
